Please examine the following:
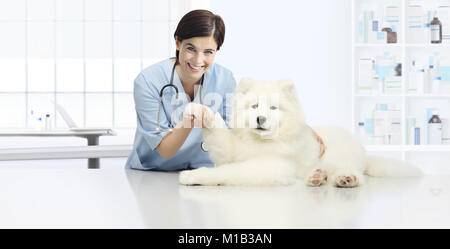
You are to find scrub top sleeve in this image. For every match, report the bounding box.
[134,73,169,150]
[222,72,237,128]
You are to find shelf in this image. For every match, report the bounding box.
[404,145,450,152]
[355,43,402,48]
[405,94,450,98]
[364,145,450,152]
[354,94,450,98]
[406,43,450,48]
[355,94,403,98]
[364,145,403,152]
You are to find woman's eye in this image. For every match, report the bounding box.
[270,106,278,110]
[251,104,258,109]
[187,47,195,51]
[205,50,213,55]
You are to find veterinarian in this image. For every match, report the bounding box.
[125,10,237,171]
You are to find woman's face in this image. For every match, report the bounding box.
[176,35,218,82]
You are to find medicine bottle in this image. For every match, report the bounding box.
[430,16,442,43]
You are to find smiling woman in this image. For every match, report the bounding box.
[125,10,237,171]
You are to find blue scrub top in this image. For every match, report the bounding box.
[125,58,236,171]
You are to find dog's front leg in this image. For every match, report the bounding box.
[202,112,236,165]
[179,158,297,186]
[184,103,236,164]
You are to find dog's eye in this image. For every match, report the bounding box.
[251,104,258,109]
[270,106,278,110]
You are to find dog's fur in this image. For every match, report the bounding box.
[179,78,423,187]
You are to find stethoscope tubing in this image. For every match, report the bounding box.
[156,63,204,132]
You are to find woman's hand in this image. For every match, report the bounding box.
[183,103,215,128]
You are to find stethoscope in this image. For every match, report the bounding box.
[156,63,208,152]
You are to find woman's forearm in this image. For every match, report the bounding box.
[156,115,194,159]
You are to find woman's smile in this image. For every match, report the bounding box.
[187,62,204,72]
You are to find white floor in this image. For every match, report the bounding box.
[0,159,449,228]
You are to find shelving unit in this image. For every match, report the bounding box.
[365,144,450,152]
[351,0,450,163]
[355,43,402,48]
[406,44,450,48]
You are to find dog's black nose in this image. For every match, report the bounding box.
[256,116,266,126]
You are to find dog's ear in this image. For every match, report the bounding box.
[235,77,255,94]
[277,80,295,93]
[278,79,300,103]
[277,79,305,122]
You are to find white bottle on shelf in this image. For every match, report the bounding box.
[432,76,441,94]
[442,118,450,144]
[407,5,424,43]
[358,122,366,144]
[44,114,52,131]
[38,117,44,131]
[408,60,417,94]
[425,63,433,94]
[424,10,436,44]
[416,62,425,94]
[358,58,374,94]
[388,108,401,145]
[428,111,442,145]
[30,110,39,130]
[433,52,441,79]
[438,5,450,43]
[373,104,388,144]
[406,116,416,145]
[357,13,364,43]
[364,118,374,145]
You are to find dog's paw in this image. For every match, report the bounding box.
[183,103,203,118]
[332,175,360,188]
[202,107,216,128]
[306,169,328,187]
[183,103,216,128]
[179,167,212,186]
[179,170,200,186]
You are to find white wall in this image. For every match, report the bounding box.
[211,0,352,129]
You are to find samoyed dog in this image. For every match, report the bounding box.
[179,78,423,187]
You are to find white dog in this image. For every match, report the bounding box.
[179,78,423,187]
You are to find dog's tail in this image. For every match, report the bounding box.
[364,155,424,177]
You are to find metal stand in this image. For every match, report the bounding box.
[87,135,100,169]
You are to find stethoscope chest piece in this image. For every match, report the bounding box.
[201,142,208,152]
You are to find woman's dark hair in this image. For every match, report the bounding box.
[174,9,225,63]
